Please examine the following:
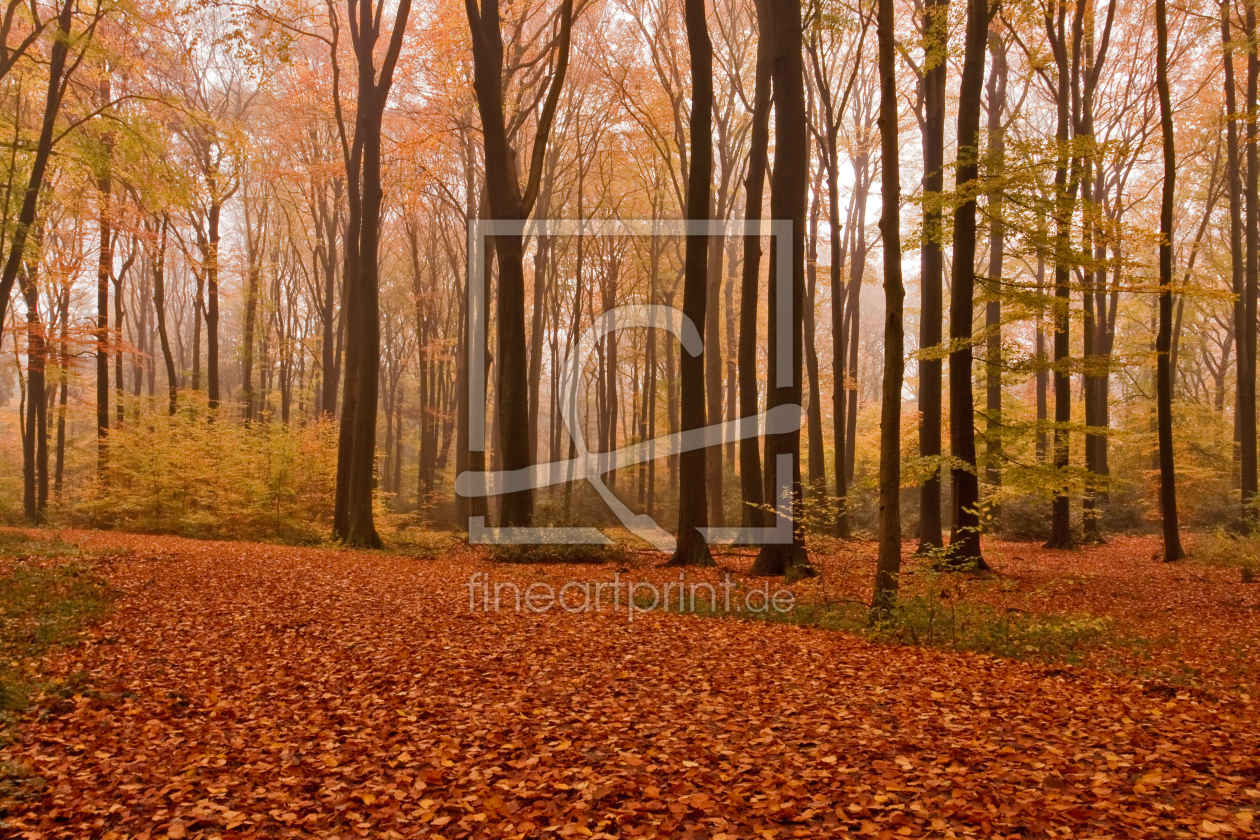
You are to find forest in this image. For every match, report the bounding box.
[0,0,1258,836]
[0,0,1248,565]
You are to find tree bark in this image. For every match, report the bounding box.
[1044,1,1083,549]
[1224,0,1246,491]
[984,31,1006,530]
[1155,0,1184,561]
[749,0,813,578]
[1242,3,1259,519]
[465,0,573,529]
[334,0,414,548]
[917,0,948,553]
[667,0,714,566]
[945,0,991,569]
[738,0,770,531]
[871,0,905,617]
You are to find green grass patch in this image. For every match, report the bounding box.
[650,575,1115,665]
[0,548,115,812]
[488,543,629,565]
[0,531,82,563]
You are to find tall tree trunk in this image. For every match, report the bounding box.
[738,0,770,531]
[1242,3,1259,519]
[54,281,69,495]
[705,203,726,529]
[984,31,1006,529]
[804,181,826,500]
[917,0,948,553]
[335,0,414,547]
[667,0,714,566]
[151,216,178,415]
[243,222,261,425]
[750,0,814,578]
[1224,0,1246,485]
[871,0,906,616]
[205,202,221,410]
[1035,247,1048,461]
[1044,2,1082,549]
[465,0,572,529]
[945,0,990,569]
[845,165,868,486]
[20,259,47,523]
[1155,0,1184,560]
[529,217,550,464]
[97,169,111,474]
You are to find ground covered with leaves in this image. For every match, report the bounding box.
[0,528,1257,839]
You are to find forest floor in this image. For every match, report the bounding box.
[0,528,1257,839]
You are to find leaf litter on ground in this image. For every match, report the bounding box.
[0,528,1256,838]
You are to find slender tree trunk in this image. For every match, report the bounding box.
[20,261,47,523]
[667,0,714,567]
[1242,3,1259,519]
[804,182,826,500]
[97,171,111,474]
[1224,0,1246,485]
[243,234,261,425]
[152,216,178,415]
[845,167,868,486]
[739,0,770,531]
[984,31,1006,530]
[705,203,725,529]
[1045,4,1081,549]
[871,0,905,616]
[1035,248,1048,461]
[1155,0,1184,560]
[945,0,991,569]
[917,0,948,553]
[54,282,69,495]
[205,202,221,410]
[749,0,814,578]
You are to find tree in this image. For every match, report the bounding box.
[1155,0,1183,562]
[944,0,992,569]
[464,0,575,529]
[916,0,947,553]
[1223,0,1246,512]
[667,0,714,567]
[983,29,1006,528]
[332,0,414,548]
[1042,0,1083,550]
[1243,0,1259,521]
[871,0,904,617]
[749,0,815,579]
[738,0,771,531]
[805,0,867,539]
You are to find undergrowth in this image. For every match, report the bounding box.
[0,533,115,810]
[1191,529,1260,583]
[488,543,629,565]
[665,573,1114,665]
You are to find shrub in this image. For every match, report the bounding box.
[68,396,337,542]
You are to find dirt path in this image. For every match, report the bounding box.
[2,531,1257,838]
